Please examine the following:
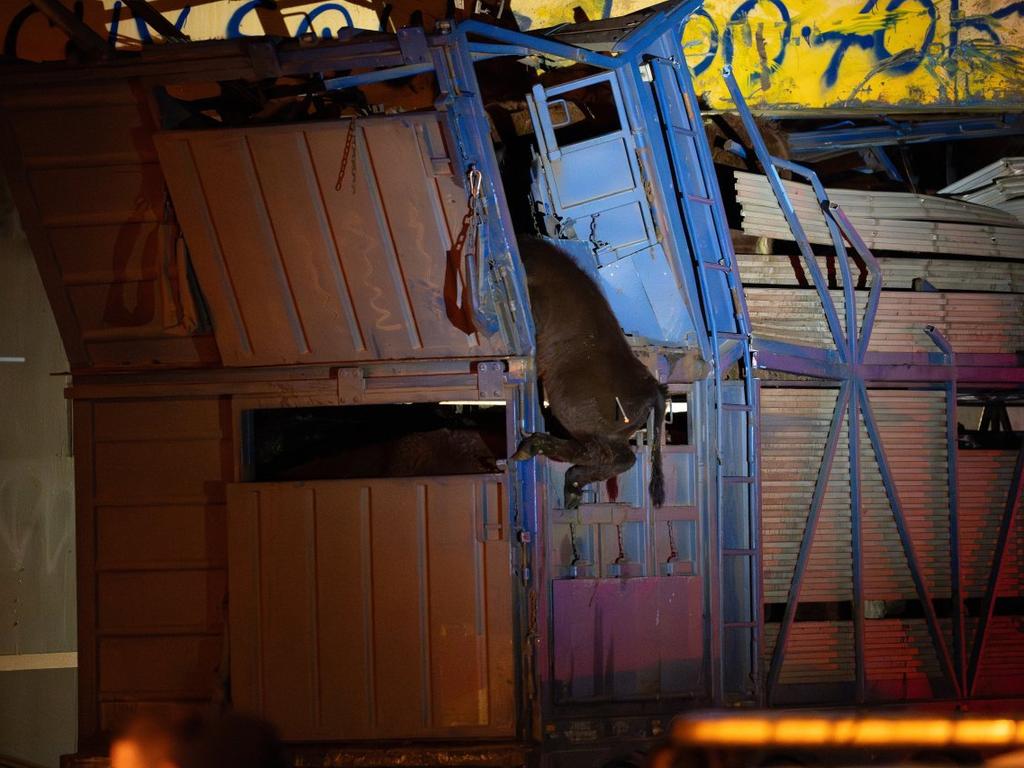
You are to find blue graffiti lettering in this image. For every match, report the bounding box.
[954,1,1024,46]
[722,0,792,79]
[814,0,936,87]
[108,0,191,44]
[878,0,936,74]
[294,3,354,38]
[228,0,353,39]
[682,9,720,76]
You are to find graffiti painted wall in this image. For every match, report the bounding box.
[1,0,1023,109]
[518,0,1024,110]
[0,175,77,766]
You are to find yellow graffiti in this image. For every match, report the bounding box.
[2,0,1021,110]
[516,0,1024,110]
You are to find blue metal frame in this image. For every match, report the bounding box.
[787,114,1024,160]
[925,326,965,694]
[724,67,968,701]
[457,0,760,709]
[765,381,851,695]
[967,438,1024,695]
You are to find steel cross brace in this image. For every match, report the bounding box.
[966,438,1024,695]
[724,67,964,702]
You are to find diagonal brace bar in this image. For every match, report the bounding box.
[967,437,1024,695]
[766,381,851,700]
[722,69,848,362]
[858,381,961,697]
[828,203,883,362]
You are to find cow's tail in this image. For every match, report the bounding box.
[649,384,668,508]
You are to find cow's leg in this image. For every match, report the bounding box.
[563,441,636,510]
[511,432,590,462]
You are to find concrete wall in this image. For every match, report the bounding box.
[0,177,77,766]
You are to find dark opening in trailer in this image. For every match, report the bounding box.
[245,402,508,481]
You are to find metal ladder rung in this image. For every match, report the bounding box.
[724,548,756,556]
[716,331,746,340]
[723,621,758,629]
[686,193,715,205]
[721,403,753,412]
[723,475,755,484]
[702,261,732,272]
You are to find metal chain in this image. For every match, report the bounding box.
[613,522,626,564]
[666,520,679,564]
[446,167,485,334]
[334,119,358,193]
[568,522,581,566]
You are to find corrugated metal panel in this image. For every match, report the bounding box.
[156,116,511,366]
[738,171,1022,227]
[227,477,515,741]
[966,448,1024,692]
[939,158,1024,195]
[861,390,949,600]
[763,622,855,685]
[761,388,950,699]
[865,619,943,698]
[746,289,1024,353]
[0,82,217,369]
[761,388,851,604]
[975,617,1024,696]
[960,451,1017,599]
[959,177,1024,207]
[736,253,1024,294]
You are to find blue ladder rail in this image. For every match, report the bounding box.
[646,46,761,703]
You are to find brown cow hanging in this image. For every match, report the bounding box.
[511,237,669,509]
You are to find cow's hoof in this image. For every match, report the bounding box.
[564,486,582,510]
[511,434,535,461]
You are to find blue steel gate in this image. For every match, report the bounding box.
[489,3,761,708]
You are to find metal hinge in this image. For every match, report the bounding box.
[336,367,365,403]
[477,360,504,399]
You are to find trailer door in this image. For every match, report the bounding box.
[156,114,517,366]
[526,72,701,347]
[226,475,515,741]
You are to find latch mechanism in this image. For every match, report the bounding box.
[477,360,504,400]
[336,367,365,403]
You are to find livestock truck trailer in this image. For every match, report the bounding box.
[0,1,1022,766]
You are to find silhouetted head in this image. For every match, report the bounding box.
[177,712,288,768]
[110,711,287,768]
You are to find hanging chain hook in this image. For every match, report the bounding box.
[468,166,483,199]
[568,521,581,567]
[613,522,626,565]
[334,119,358,193]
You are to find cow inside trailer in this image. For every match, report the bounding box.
[1,1,1023,766]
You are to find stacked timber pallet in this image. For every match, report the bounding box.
[736,253,1024,293]
[735,170,1024,259]
[744,289,1024,353]
[940,157,1024,222]
[734,169,1024,353]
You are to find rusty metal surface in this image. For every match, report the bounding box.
[227,476,515,741]
[156,115,511,367]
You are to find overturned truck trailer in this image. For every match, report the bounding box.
[0,0,1022,765]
